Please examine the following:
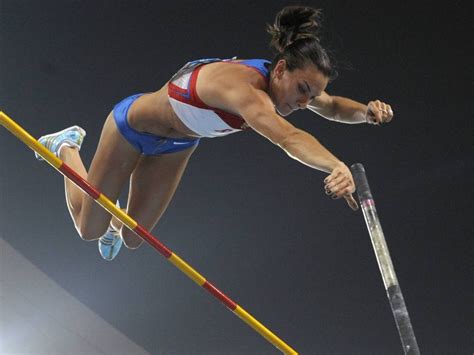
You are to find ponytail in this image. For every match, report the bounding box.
[267,6,337,79]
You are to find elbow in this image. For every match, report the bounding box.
[325,101,339,122]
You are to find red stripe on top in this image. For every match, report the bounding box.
[188,65,209,108]
[214,109,249,130]
[59,163,101,200]
[133,225,173,258]
[168,63,254,131]
[168,82,193,105]
[191,65,248,130]
[202,281,237,310]
[169,82,188,95]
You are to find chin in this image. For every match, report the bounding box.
[275,105,291,117]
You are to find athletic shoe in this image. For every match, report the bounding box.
[98,201,123,261]
[98,224,123,261]
[35,125,86,161]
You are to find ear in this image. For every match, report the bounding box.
[273,59,287,79]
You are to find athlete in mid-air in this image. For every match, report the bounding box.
[36,5,393,260]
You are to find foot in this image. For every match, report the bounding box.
[98,201,123,261]
[98,224,123,261]
[35,125,86,161]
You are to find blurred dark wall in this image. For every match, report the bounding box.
[1,1,472,354]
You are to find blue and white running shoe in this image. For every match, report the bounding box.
[35,125,86,161]
[98,224,123,261]
[98,201,123,261]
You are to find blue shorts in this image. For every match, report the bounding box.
[113,93,200,156]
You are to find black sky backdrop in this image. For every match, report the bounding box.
[1,0,472,354]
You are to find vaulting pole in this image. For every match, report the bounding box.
[351,163,420,354]
[0,111,297,355]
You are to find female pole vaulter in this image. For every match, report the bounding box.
[35,5,393,260]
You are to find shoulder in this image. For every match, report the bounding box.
[196,62,272,114]
[198,60,269,91]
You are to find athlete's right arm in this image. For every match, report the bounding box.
[209,82,358,209]
[223,84,342,173]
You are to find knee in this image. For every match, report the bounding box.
[121,229,144,249]
[78,223,108,241]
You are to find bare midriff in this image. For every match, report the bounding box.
[126,84,200,139]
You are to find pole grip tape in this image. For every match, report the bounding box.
[351,163,373,201]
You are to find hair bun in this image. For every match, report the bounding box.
[267,6,323,53]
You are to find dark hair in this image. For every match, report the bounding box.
[267,6,337,80]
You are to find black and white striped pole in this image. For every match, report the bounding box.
[351,163,420,354]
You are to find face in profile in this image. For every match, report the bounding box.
[269,59,329,116]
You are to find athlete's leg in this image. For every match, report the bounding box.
[119,145,198,249]
[59,146,87,226]
[60,112,141,240]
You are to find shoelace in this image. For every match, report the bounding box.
[99,235,115,245]
[43,134,70,153]
[43,136,59,150]
[99,226,119,245]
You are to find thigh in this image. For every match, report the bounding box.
[121,145,197,247]
[79,112,141,239]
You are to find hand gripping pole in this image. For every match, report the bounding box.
[0,111,298,355]
[351,163,420,354]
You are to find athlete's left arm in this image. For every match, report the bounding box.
[307,91,394,125]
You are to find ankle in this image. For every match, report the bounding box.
[110,211,125,231]
[58,144,78,159]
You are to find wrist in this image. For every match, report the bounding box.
[328,160,345,172]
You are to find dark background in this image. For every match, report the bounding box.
[1,0,472,354]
